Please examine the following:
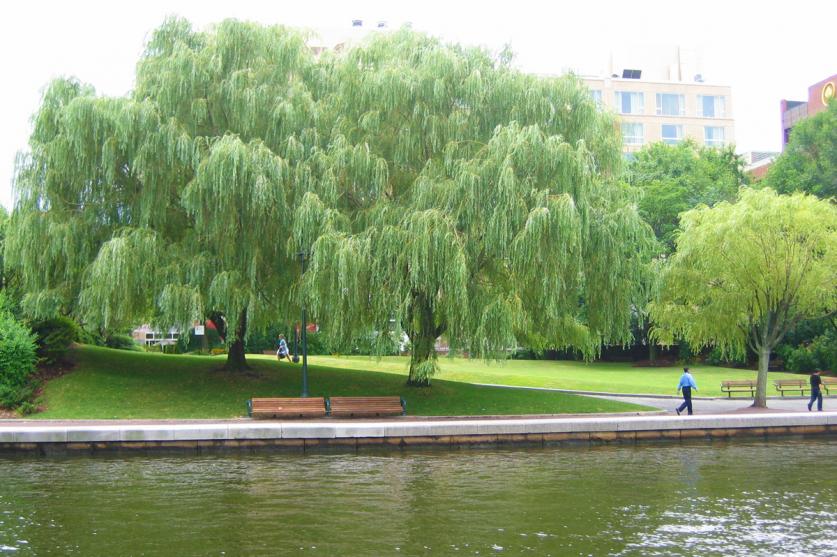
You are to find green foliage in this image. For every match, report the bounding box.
[103,333,141,351]
[704,346,747,367]
[7,18,316,369]
[0,290,17,316]
[0,312,38,408]
[0,206,8,291]
[9,19,651,381]
[767,100,837,199]
[16,401,38,416]
[297,32,654,383]
[778,328,837,372]
[30,316,80,365]
[651,188,837,405]
[627,140,747,252]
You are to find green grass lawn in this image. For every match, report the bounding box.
[33,345,648,419]
[282,354,805,397]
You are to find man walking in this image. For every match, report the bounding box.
[676,367,697,415]
[808,370,824,412]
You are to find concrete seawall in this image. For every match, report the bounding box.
[2,412,836,455]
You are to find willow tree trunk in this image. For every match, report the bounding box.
[753,345,770,408]
[225,309,249,371]
[407,296,442,387]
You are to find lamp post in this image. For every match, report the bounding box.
[298,251,309,398]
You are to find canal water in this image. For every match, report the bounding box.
[1,439,835,556]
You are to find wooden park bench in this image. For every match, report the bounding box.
[720,380,756,398]
[774,379,809,396]
[774,377,837,396]
[247,397,327,418]
[327,396,406,418]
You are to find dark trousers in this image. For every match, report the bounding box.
[677,387,693,415]
[808,388,823,411]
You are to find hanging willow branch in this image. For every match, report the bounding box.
[7,18,653,377]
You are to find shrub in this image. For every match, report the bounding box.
[509,348,540,360]
[0,312,38,408]
[30,316,80,365]
[784,346,819,373]
[16,401,38,416]
[780,331,837,373]
[704,347,747,367]
[104,333,141,351]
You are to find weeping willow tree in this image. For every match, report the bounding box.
[650,188,837,408]
[6,18,326,369]
[8,20,650,378]
[293,32,653,385]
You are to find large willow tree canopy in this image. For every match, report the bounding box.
[296,30,652,382]
[7,18,652,375]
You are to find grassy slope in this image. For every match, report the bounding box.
[35,346,647,419]
[293,355,805,397]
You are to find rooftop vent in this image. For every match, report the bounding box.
[694,74,704,82]
[352,19,363,27]
[622,69,642,79]
[377,21,387,28]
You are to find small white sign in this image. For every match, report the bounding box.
[194,326,205,336]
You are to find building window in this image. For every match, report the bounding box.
[622,123,644,145]
[698,95,726,118]
[615,91,644,114]
[590,90,602,106]
[704,126,725,147]
[656,93,685,116]
[661,124,683,145]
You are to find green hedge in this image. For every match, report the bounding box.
[30,316,80,365]
[0,312,38,408]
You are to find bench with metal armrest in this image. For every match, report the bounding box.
[327,396,406,417]
[247,397,327,418]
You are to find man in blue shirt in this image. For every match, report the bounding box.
[676,367,697,415]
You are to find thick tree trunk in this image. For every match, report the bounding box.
[753,346,771,408]
[408,331,436,387]
[406,295,441,387]
[224,309,250,371]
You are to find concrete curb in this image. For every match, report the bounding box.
[1,412,835,454]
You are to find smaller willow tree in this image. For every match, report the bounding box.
[5,19,320,369]
[650,188,837,407]
[295,31,653,385]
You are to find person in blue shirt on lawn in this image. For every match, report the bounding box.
[276,334,292,363]
[676,367,697,415]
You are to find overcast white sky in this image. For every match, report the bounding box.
[1,0,834,209]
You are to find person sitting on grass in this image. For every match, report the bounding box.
[276,334,292,363]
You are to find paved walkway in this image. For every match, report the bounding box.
[474,382,827,414]
[592,394,821,414]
